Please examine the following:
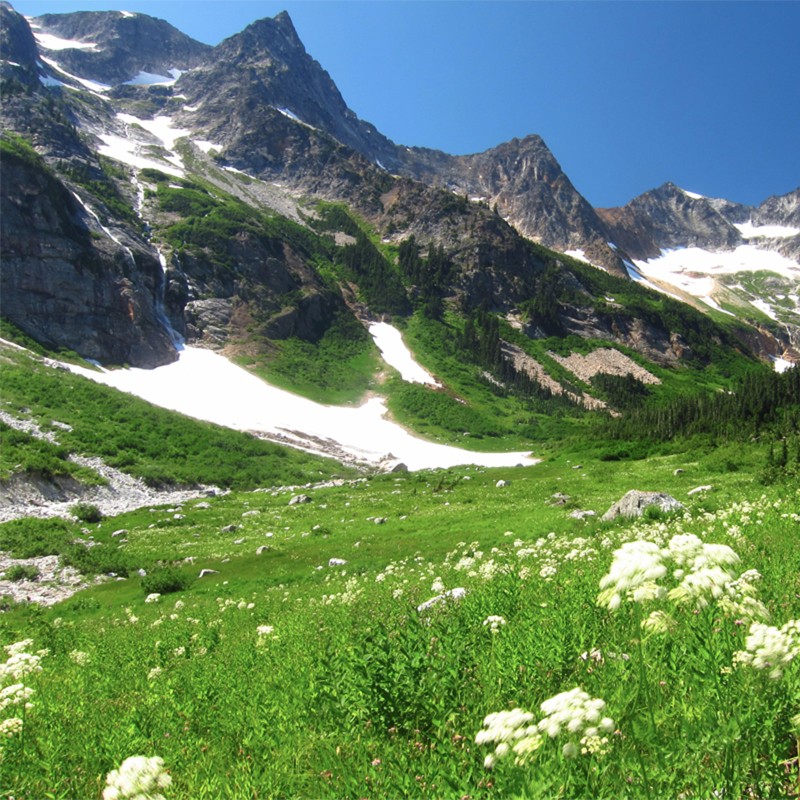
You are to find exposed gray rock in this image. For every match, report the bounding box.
[687,485,713,495]
[602,490,684,521]
[198,568,219,578]
[289,494,311,505]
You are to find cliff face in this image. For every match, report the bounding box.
[0,144,177,367]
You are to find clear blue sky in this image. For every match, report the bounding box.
[11,0,800,208]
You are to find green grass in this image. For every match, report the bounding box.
[1,445,799,798]
[240,311,381,405]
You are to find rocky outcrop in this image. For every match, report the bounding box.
[0,144,178,366]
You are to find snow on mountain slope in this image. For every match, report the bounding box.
[66,347,536,471]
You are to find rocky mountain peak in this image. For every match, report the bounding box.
[597,181,744,260]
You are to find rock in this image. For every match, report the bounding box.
[374,517,387,525]
[673,468,685,476]
[569,510,596,520]
[111,529,128,538]
[233,538,245,544]
[496,479,510,488]
[194,502,211,509]
[550,493,571,505]
[242,510,260,517]
[198,568,219,578]
[416,587,467,613]
[687,485,713,496]
[289,494,311,506]
[221,524,238,533]
[602,490,684,521]
[256,545,271,555]
[328,558,347,567]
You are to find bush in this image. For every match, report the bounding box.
[70,503,103,523]
[0,517,75,558]
[141,567,192,595]
[4,564,39,582]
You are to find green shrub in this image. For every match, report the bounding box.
[141,566,192,595]
[4,564,39,582]
[71,503,103,523]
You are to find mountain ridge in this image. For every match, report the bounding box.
[1,3,798,377]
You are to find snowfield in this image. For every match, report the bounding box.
[66,347,536,472]
[368,322,440,386]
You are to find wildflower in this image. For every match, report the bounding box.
[0,683,34,713]
[173,600,185,610]
[144,593,161,604]
[597,541,666,610]
[172,647,185,658]
[475,708,542,766]
[103,755,171,800]
[0,651,43,681]
[482,615,507,634]
[3,640,33,657]
[733,619,800,679]
[256,624,274,637]
[0,717,23,739]
[147,667,162,681]
[431,577,446,593]
[69,650,91,666]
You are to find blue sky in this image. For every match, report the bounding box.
[11,1,800,208]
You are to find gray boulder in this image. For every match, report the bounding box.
[602,490,684,522]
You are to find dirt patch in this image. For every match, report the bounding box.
[547,348,661,385]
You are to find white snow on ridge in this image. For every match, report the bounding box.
[116,113,191,150]
[681,188,705,200]
[34,31,99,51]
[65,347,536,471]
[369,322,440,386]
[635,245,800,283]
[735,220,800,239]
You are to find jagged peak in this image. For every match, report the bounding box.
[228,10,305,57]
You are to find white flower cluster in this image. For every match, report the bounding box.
[733,619,800,679]
[144,593,161,604]
[69,650,91,666]
[597,533,767,621]
[0,683,34,713]
[476,687,614,767]
[0,717,22,739]
[482,615,507,634]
[103,755,172,800]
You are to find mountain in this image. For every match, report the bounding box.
[1,3,797,386]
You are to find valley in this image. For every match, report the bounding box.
[1,3,799,797]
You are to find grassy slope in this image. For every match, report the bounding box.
[0,345,350,490]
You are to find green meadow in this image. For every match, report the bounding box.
[2,442,799,798]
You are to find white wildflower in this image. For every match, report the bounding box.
[3,640,33,657]
[0,683,34,713]
[103,754,171,800]
[0,717,23,739]
[144,593,161,604]
[482,615,507,634]
[431,577,445,593]
[597,541,666,610]
[147,667,162,681]
[69,650,91,666]
[0,650,43,681]
[733,620,800,679]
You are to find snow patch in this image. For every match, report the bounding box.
[564,249,590,263]
[750,298,778,320]
[735,220,800,239]
[681,188,705,200]
[369,322,440,386]
[64,347,536,471]
[194,140,223,154]
[123,70,181,87]
[772,357,795,374]
[34,31,99,51]
[39,56,111,93]
[96,133,184,178]
[39,74,65,88]
[116,113,190,150]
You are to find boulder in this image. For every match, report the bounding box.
[602,490,684,522]
[289,494,312,506]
